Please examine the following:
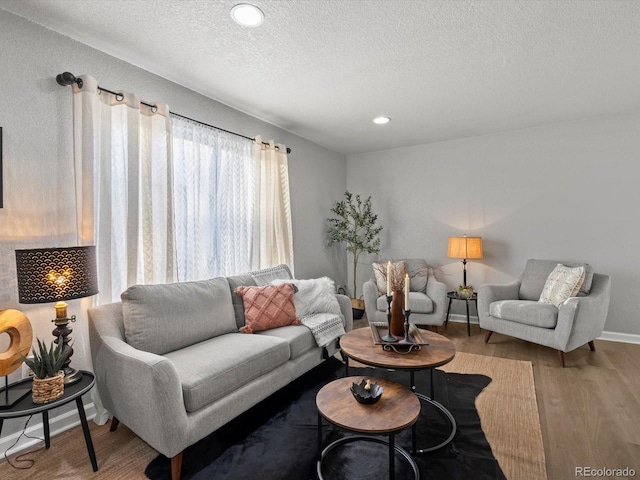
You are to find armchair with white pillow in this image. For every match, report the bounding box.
[363,259,448,329]
[478,259,611,367]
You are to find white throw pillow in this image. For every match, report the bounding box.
[539,264,585,308]
[271,277,341,317]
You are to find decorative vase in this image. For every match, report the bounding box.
[390,290,405,337]
[32,371,64,404]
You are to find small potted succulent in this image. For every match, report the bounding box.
[22,337,71,404]
[457,284,474,299]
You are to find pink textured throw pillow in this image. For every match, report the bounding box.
[235,284,300,333]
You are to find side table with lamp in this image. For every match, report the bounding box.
[446,235,483,336]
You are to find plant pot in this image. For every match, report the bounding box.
[350,298,365,319]
[32,371,64,404]
[458,288,474,299]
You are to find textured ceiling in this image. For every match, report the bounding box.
[2,0,640,155]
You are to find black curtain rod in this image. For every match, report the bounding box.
[56,72,291,154]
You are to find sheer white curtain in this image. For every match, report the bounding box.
[253,135,294,272]
[171,116,257,280]
[73,75,176,304]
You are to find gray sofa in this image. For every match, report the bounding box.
[363,259,448,328]
[87,265,352,480]
[478,259,611,367]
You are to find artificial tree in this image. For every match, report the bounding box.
[327,191,383,312]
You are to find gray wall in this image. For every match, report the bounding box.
[347,111,640,336]
[0,10,347,434]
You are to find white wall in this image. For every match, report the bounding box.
[347,111,640,336]
[0,10,347,439]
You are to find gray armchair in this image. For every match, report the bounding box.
[478,259,611,367]
[363,259,448,329]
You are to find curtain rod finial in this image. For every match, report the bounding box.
[56,72,82,88]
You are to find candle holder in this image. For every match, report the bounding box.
[381,294,397,342]
[397,309,413,345]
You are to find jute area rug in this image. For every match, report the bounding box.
[439,352,547,480]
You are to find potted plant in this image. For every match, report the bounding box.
[457,284,474,299]
[22,337,71,404]
[327,191,383,319]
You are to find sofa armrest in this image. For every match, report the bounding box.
[477,280,521,325]
[555,273,611,351]
[363,279,380,322]
[424,276,447,325]
[92,334,188,450]
[335,294,354,332]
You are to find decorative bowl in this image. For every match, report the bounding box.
[350,379,383,405]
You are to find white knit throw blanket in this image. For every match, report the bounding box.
[299,312,346,348]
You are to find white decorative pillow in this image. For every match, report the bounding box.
[271,277,341,317]
[372,261,407,294]
[539,264,585,308]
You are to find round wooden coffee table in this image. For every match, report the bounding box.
[339,326,457,453]
[316,376,420,480]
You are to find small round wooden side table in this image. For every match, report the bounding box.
[316,376,420,480]
[339,327,457,454]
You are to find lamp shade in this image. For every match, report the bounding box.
[15,246,98,304]
[447,236,483,260]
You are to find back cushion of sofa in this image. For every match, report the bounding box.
[121,277,236,355]
[227,273,257,330]
[519,259,594,300]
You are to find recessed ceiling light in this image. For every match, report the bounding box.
[231,4,265,27]
[373,116,391,125]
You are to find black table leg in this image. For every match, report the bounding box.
[75,396,98,472]
[317,413,322,461]
[42,411,50,448]
[445,297,453,327]
[466,299,471,336]
[0,418,3,437]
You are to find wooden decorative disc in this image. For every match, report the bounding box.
[0,309,33,376]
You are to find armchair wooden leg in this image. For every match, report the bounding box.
[109,417,120,432]
[558,350,566,368]
[588,340,596,351]
[484,330,493,343]
[171,451,183,480]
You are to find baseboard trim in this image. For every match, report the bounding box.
[598,331,640,345]
[0,402,96,459]
[447,313,479,324]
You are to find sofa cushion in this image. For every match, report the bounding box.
[271,277,341,316]
[376,291,433,314]
[490,300,559,328]
[539,264,585,307]
[404,259,430,293]
[164,333,290,413]
[121,277,236,355]
[235,284,300,333]
[258,324,316,359]
[519,259,594,300]
[227,273,257,330]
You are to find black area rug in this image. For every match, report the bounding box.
[145,357,506,480]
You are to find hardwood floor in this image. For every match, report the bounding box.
[1,320,639,479]
[435,321,640,479]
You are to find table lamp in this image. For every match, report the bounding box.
[447,235,483,287]
[15,246,98,385]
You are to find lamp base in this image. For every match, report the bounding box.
[63,367,82,385]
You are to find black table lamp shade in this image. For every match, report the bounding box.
[15,246,98,304]
[15,246,98,385]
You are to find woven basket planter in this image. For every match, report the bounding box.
[32,371,64,404]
